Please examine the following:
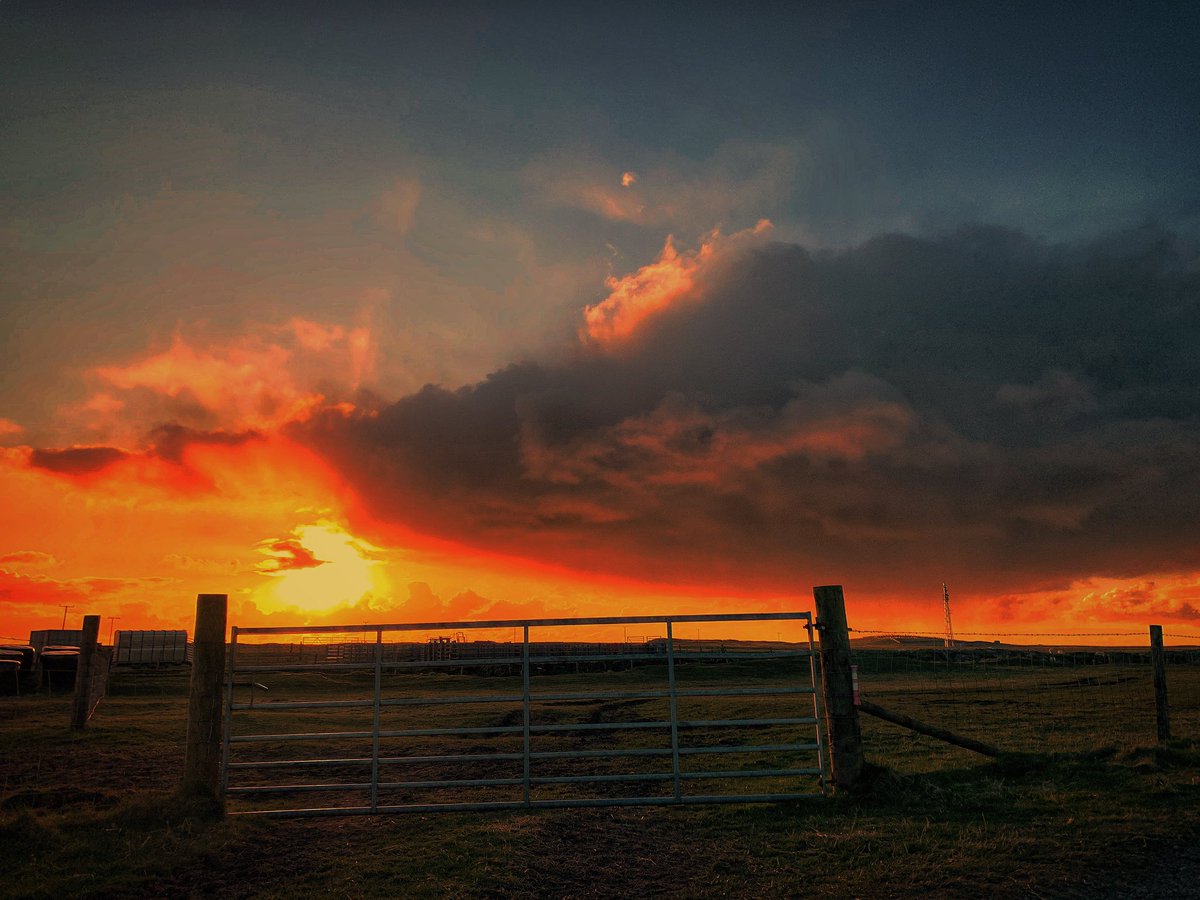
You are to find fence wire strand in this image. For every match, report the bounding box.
[846,626,1200,765]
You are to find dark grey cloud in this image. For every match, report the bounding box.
[296,224,1200,595]
[29,446,129,476]
[27,427,263,477]
[147,424,262,464]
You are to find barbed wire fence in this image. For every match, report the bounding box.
[843,625,1200,766]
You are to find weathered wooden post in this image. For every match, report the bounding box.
[182,593,227,807]
[1150,624,1170,743]
[70,615,101,730]
[813,585,863,788]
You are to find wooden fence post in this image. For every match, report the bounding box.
[813,585,863,788]
[70,615,101,730]
[1150,624,1170,743]
[182,593,227,807]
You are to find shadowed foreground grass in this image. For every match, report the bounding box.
[2,668,1199,898]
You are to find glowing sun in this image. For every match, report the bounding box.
[255,521,386,611]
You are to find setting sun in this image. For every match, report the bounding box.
[255,521,386,612]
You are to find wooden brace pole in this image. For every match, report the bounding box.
[857,698,1001,757]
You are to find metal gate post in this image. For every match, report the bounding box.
[806,619,828,792]
[666,620,682,801]
[218,624,237,798]
[522,625,531,806]
[371,629,383,812]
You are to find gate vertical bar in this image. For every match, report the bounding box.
[806,617,827,792]
[666,620,682,802]
[522,624,531,806]
[371,629,383,812]
[219,625,238,796]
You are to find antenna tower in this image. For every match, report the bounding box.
[942,582,955,649]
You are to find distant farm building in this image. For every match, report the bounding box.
[29,629,83,651]
[113,630,190,666]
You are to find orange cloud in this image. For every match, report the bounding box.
[0,568,179,617]
[1060,575,1200,625]
[582,220,772,346]
[92,334,321,433]
[60,318,381,446]
[0,550,60,568]
[289,318,346,351]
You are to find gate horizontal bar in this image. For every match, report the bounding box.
[680,717,816,728]
[525,685,815,703]
[227,751,529,769]
[232,684,816,712]
[679,743,819,755]
[232,694,524,712]
[229,777,526,794]
[227,742,822,771]
[229,782,374,794]
[230,715,818,743]
[228,792,824,818]
[226,766,822,796]
[529,742,820,761]
[231,649,809,674]
[230,724,526,743]
[232,611,813,636]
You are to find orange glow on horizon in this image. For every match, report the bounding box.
[5,421,1200,648]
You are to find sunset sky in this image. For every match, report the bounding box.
[3,2,1200,643]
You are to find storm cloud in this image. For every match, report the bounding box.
[296,224,1200,595]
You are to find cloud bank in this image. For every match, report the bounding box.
[290,223,1200,596]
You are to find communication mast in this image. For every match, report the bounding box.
[942,582,955,649]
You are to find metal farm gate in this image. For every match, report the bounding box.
[220,613,825,817]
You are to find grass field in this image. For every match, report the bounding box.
[3,656,1200,898]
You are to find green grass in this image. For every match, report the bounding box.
[2,661,1200,898]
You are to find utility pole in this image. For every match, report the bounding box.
[107,616,121,643]
[60,604,74,629]
[942,583,955,650]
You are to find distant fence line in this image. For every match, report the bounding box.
[851,628,1200,640]
[842,623,1200,756]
